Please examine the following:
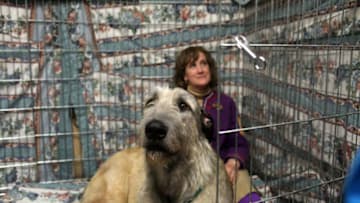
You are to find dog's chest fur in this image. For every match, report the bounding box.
[139,146,218,203]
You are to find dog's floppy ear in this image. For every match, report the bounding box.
[201,109,213,142]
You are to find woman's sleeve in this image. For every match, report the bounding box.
[344,148,360,203]
[221,98,250,168]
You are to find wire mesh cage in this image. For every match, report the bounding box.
[0,0,359,202]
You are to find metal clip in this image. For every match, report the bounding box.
[221,35,266,70]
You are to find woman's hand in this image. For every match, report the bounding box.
[224,158,240,184]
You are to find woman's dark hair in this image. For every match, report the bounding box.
[173,46,218,89]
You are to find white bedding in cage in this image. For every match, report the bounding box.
[1,176,273,203]
[1,181,86,203]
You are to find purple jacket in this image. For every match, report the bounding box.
[202,91,250,167]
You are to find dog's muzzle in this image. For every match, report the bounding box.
[144,119,173,162]
[145,119,168,140]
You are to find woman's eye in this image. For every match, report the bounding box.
[188,62,196,68]
[200,60,208,66]
[178,101,190,112]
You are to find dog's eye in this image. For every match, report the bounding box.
[145,99,155,108]
[178,100,190,112]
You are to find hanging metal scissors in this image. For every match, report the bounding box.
[221,35,266,70]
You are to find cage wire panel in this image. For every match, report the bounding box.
[232,0,360,202]
[0,0,359,202]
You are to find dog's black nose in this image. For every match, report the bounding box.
[145,120,168,140]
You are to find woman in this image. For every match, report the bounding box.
[173,46,261,203]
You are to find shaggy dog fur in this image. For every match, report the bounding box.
[81,87,233,203]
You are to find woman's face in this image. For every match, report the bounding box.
[184,52,211,90]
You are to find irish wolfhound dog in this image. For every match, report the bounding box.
[81,87,233,203]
